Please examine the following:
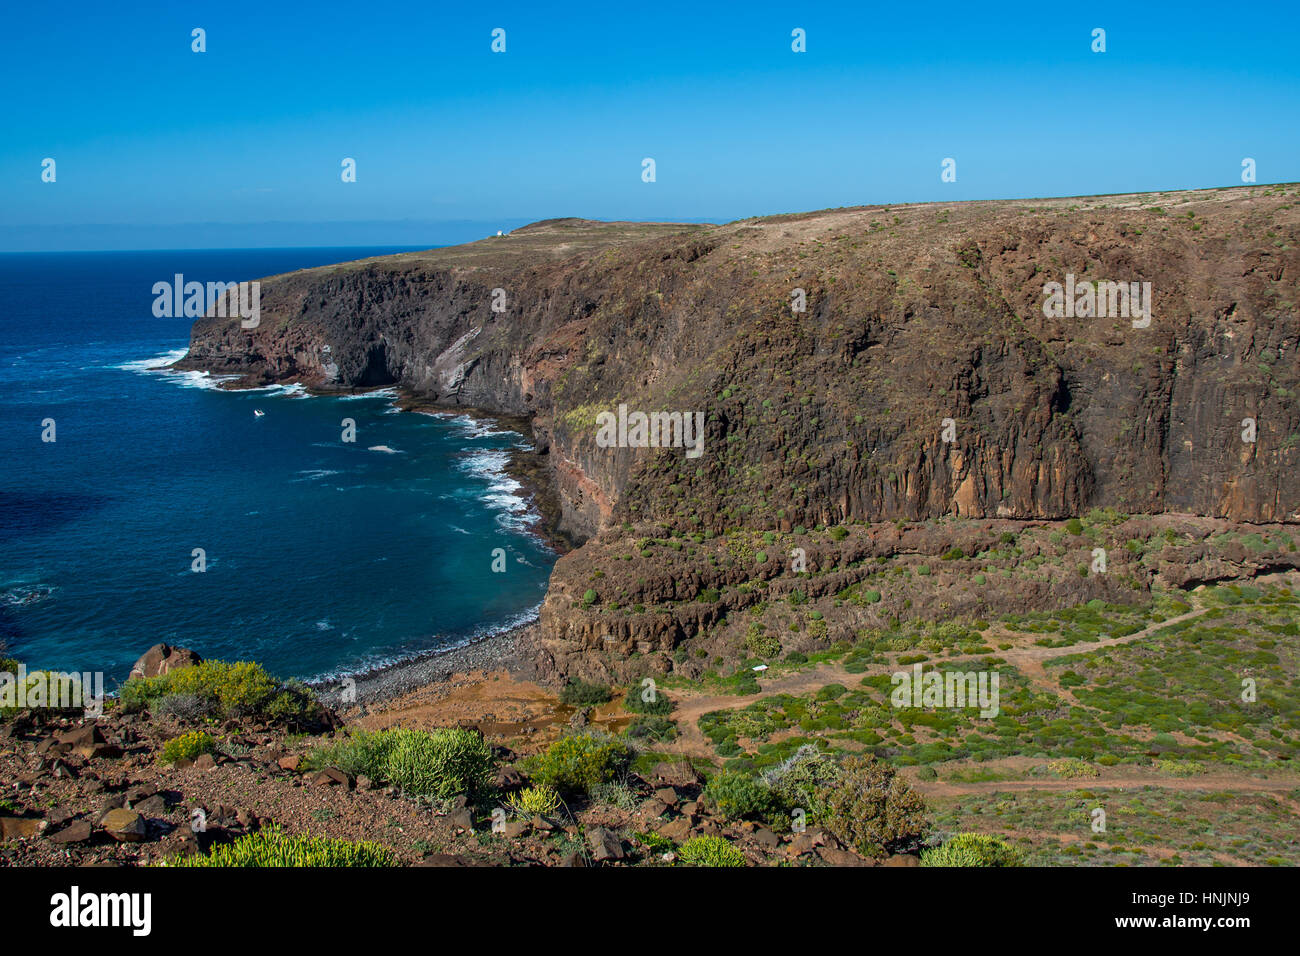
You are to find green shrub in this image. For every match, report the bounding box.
[0,662,89,719]
[863,589,882,603]
[582,588,598,607]
[678,835,746,867]
[169,826,397,867]
[815,755,929,859]
[636,830,675,855]
[623,680,672,716]
[762,744,839,821]
[506,785,561,815]
[302,729,399,781]
[304,727,492,798]
[1048,758,1099,779]
[159,731,216,765]
[384,727,495,799]
[529,732,631,796]
[120,659,315,722]
[703,770,778,821]
[561,678,612,707]
[1064,518,1085,535]
[1156,759,1207,777]
[626,715,678,742]
[921,833,1024,867]
[745,623,781,659]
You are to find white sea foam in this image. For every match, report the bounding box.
[1,583,56,608]
[112,348,189,373]
[337,387,400,401]
[301,603,543,685]
[114,350,249,391]
[458,448,532,529]
[449,413,519,440]
[240,382,309,398]
[368,445,403,454]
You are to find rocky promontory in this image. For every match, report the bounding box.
[176,187,1300,680]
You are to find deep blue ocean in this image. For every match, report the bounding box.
[0,249,556,685]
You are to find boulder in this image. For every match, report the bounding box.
[652,761,703,789]
[49,820,93,844]
[653,787,680,807]
[0,816,46,841]
[310,767,351,788]
[494,766,525,789]
[55,725,104,754]
[656,816,693,843]
[100,809,148,843]
[128,644,202,680]
[131,794,171,817]
[816,845,872,867]
[587,827,626,862]
[501,819,530,839]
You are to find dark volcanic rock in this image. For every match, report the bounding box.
[129,644,203,680]
[177,191,1300,679]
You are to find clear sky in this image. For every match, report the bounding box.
[2,0,1298,249]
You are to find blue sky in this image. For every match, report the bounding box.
[2,0,1298,249]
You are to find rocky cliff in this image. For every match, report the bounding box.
[179,187,1300,679]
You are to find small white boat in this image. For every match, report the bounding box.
[253,409,265,418]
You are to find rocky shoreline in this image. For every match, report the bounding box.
[312,620,549,708]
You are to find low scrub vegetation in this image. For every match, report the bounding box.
[158,731,216,765]
[677,835,746,867]
[527,732,632,796]
[169,827,397,867]
[302,727,494,799]
[119,659,320,724]
[921,833,1024,867]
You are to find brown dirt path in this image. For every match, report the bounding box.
[664,598,1216,756]
[660,662,861,756]
[998,603,1211,691]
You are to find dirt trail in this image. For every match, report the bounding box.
[663,601,1215,756]
[662,662,861,755]
[999,604,1211,691]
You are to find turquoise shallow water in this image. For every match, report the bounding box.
[0,249,555,684]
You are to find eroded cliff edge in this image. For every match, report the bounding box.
[178,188,1300,679]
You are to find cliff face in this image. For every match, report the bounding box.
[179,189,1300,677]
